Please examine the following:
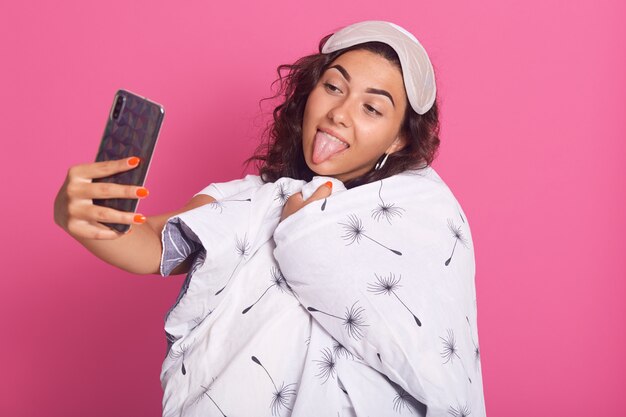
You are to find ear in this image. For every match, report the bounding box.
[386,133,407,155]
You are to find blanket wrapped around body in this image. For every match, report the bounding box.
[159,167,486,417]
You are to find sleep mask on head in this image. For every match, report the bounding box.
[322,20,436,115]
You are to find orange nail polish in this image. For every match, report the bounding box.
[128,157,140,166]
[136,187,149,198]
[133,214,146,224]
[324,181,333,190]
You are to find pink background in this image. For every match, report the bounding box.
[1,0,624,415]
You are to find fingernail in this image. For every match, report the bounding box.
[136,187,149,198]
[324,181,333,190]
[128,157,140,166]
[133,214,146,224]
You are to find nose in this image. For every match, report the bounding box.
[327,99,352,128]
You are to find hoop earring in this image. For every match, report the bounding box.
[374,153,389,171]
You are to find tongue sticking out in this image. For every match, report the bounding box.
[312,130,348,164]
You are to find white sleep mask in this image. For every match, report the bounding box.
[321,21,436,115]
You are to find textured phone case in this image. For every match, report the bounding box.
[93,90,164,233]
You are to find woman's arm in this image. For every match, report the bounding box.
[74,194,214,275]
[53,157,215,275]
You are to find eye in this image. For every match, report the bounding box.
[364,104,382,116]
[324,82,342,94]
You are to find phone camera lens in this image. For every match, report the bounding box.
[112,95,125,120]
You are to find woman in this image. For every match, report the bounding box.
[54,21,486,417]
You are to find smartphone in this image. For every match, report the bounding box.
[93,89,165,233]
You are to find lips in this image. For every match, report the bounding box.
[311,129,349,164]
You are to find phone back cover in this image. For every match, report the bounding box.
[94,90,164,230]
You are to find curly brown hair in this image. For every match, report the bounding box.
[247,34,440,189]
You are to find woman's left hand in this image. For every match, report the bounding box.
[280,181,333,222]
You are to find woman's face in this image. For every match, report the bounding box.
[302,49,408,182]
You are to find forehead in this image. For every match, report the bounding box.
[326,49,406,96]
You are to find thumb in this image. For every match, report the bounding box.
[304,181,333,205]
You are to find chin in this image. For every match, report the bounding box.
[305,159,333,177]
[306,163,351,183]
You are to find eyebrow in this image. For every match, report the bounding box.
[328,64,396,107]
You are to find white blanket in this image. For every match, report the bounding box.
[159,167,486,417]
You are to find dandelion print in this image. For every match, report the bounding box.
[440,329,472,383]
[340,214,402,256]
[332,340,357,360]
[307,301,368,340]
[168,341,191,376]
[272,383,297,414]
[367,273,422,327]
[445,218,469,266]
[195,380,228,417]
[393,387,421,414]
[275,182,291,205]
[270,266,290,292]
[242,267,289,314]
[448,403,471,417]
[314,347,336,383]
[440,329,459,364]
[466,316,480,368]
[215,234,251,295]
[207,197,251,214]
[371,181,405,224]
[251,356,296,416]
[340,214,364,244]
[235,234,251,257]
